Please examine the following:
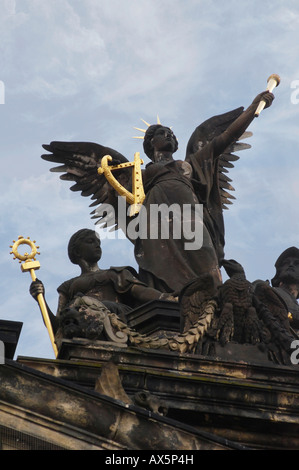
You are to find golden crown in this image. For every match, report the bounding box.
[133,116,162,140]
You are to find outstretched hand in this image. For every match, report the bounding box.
[252,90,274,109]
[30,279,45,300]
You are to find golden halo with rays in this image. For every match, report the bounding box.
[133,115,167,140]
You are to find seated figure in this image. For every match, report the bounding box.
[30,228,176,336]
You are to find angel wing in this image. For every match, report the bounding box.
[41,141,131,229]
[185,107,252,210]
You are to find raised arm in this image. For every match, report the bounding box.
[213,91,274,157]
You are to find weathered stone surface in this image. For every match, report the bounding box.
[0,320,22,359]
[18,338,299,449]
[0,359,243,450]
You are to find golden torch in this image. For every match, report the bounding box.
[255,73,280,117]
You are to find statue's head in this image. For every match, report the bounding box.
[143,124,178,161]
[68,229,102,265]
[271,247,299,296]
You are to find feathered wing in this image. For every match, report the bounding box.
[179,274,218,333]
[41,141,131,229]
[185,107,252,210]
[253,281,297,364]
[254,282,293,333]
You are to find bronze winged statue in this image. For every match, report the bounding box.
[41,90,274,295]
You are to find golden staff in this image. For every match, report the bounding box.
[255,73,280,117]
[10,236,58,357]
[98,152,145,216]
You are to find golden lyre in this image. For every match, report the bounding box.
[255,74,280,117]
[98,152,145,216]
[98,116,164,216]
[10,236,58,357]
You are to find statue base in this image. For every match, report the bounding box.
[126,299,180,336]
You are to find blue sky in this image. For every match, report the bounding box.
[1,0,299,359]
